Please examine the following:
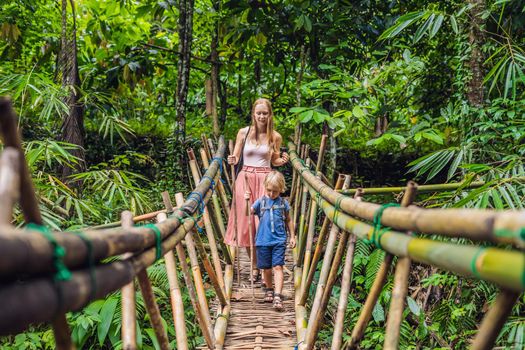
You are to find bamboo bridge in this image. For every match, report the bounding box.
[0,97,524,350]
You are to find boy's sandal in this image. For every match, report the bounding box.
[273,293,284,311]
[263,288,274,303]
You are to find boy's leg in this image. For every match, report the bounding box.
[271,244,286,295]
[273,265,284,295]
[263,268,273,289]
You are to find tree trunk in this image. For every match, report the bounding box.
[467,0,485,107]
[175,0,195,143]
[59,0,85,183]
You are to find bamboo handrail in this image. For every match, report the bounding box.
[0,139,226,277]
[304,181,525,292]
[289,142,525,248]
[339,180,487,195]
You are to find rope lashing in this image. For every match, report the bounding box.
[73,230,97,301]
[142,224,163,262]
[26,223,72,282]
[188,191,205,214]
[176,210,204,235]
[332,195,344,225]
[294,341,304,350]
[364,203,400,249]
[316,184,330,205]
[202,175,216,195]
[470,246,487,279]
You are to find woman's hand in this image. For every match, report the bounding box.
[227,155,237,165]
[244,191,251,200]
[280,152,289,164]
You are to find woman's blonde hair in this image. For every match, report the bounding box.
[264,170,286,193]
[249,98,276,152]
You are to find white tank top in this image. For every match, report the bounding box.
[243,141,271,167]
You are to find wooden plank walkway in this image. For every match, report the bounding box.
[200,248,297,349]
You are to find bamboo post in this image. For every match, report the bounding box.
[300,174,320,283]
[331,234,357,350]
[229,140,241,287]
[471,289,521,350]
[0,148,20,225]
[157,212,188,350]
[161,193,215,348]
[122,211,170,350]
[304,229,350,350]
[245,172,255,304]
[174,193,218,330]
[384,181,418,349]
[175,192,228,307]
[0,98,74,350]
[297,157,311,264]
[200,147,230,218]
[120,213,137,350]
[304,175,351,327]
[187,158,226,290]
[345,183,415,350]
[293,145,308,230]
[299,174,345,305]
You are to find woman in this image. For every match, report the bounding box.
[225,98,289,281]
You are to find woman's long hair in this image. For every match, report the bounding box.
[249,98,276,152]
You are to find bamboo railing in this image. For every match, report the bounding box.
[0,97,235,349]
[287,141,524,350]
[1,91,524,350]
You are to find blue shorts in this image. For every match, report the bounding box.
[256,244,286,269]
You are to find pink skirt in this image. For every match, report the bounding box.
[224,166,271,247]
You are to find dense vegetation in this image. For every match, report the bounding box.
[0,0,523,349]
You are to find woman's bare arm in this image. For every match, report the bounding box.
[228,127,249,165]
[271,132,289,166]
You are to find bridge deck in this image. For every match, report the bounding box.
[201,248,297,349]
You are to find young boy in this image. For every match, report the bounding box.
[248,170,296,311]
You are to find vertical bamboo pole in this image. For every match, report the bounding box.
[304,229,350,350]
[384,182,418,350]
[193,227,229,307]
[122,211,170,350]
[292,144,306,222]
[297,157,311,264]
[331,234,357,350]
[200,147,230,218]
[157,212,188,350]
[0,99,74,350]
[174,193,212,322]
[245,172,255,304]
[471,289,521,350]
[300,174,345,305]
[120,213,137,350]
[161,193,215,348]
[331,189,363,350]
[229,140,241,287]
[345,183,415,350]
[187,158,225,290]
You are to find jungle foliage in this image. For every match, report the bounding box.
[0,0,524,349]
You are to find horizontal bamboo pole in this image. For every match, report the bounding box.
[0,212,197,335]
[340,180,493,195]
[89,209,168,230]
[303,182,525,292]
[0,138,226,277]
[288,142,525,248]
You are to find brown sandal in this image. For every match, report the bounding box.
[273,293,284,311]
[263,288,274,303]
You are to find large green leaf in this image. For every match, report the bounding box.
[97,298,118,346]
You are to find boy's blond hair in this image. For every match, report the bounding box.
[264,170,287,193]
